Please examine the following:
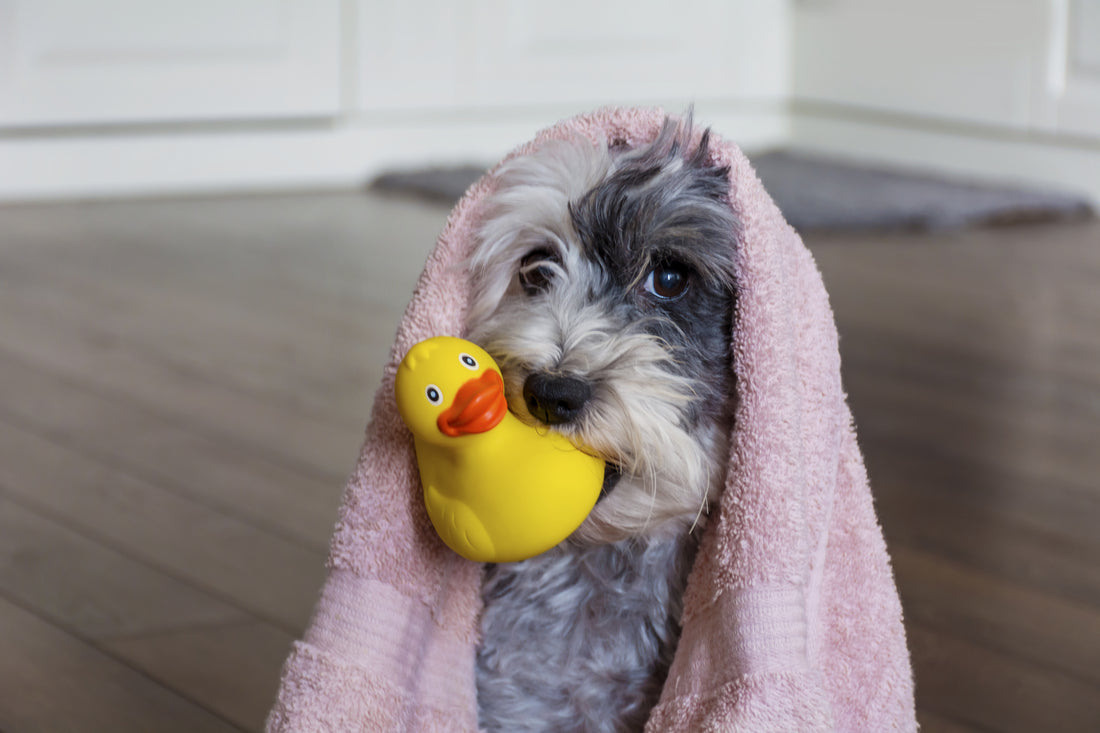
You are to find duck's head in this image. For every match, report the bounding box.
[395,336,508,446]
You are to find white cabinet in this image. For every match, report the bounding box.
[0,0,341,127]
[354,0,789,111]
[1050,0,1100,137]
[0,1,792,200]
[789,0,1100,204]
[793,0,1100,141]
[793,0,1055,130]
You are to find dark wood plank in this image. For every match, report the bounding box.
[808,219,1100,731]
[104,621,294,733]
[0,194,451,480]
[0,596,242,733]
[0,192,449,432]
[0,493,243,640]
[868,443,1100,608]
[0,351,343,550]
[892,547,1100,687]
[908,624,1100,733]
[0,259,379,435]
[845,352,1100,500]
[0,418,327,633]
[0,295,367,482]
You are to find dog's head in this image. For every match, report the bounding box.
[466,115,739,543]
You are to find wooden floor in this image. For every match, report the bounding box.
[0,191,1097,732]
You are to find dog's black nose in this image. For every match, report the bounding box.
[523,373,591,425]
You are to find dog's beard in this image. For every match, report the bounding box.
[469,282,729,543]
[466,117,738,544]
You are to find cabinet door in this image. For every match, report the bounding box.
[793,0,1052,130]
[0,0,340,127]
[1049,0,1100,138]
[354,0,789,112]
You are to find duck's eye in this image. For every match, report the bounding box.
[643,262,690,300]
[425,385,443,405]
[459,353,478,370]
[519,248,561,295]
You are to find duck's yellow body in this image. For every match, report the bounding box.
[395,336,603,563]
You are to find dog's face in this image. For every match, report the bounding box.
[466,119,739,543]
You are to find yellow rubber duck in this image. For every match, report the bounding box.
[395,336,604,563]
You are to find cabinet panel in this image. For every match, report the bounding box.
[1054,0,1100,138]
[355,0,789,111]
[0,0,340,127]
[1072,0,1100,72]
[793,0,1052,129]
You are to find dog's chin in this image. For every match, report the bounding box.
[562,426,727,547]
[570,461,723,545]
[584,408,730,545]
[475,331,730,547]
[500,398,719,545]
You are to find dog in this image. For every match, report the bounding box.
[464,113,741,732]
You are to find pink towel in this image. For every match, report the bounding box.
[266,107,917,732]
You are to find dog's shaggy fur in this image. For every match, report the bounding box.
[466,115,740,732]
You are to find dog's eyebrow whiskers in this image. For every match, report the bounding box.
[623,254,654,292]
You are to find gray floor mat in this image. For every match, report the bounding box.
[369,151,1094,232]
[749,150,1093,232]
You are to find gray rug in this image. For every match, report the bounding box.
[370,166,490,205]
[370,150,1094,233]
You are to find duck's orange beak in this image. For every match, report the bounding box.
[437,369,508,437]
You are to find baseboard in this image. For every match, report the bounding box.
[0,103,789,202]
[790,103,1100,206]
[5,98,1098,207]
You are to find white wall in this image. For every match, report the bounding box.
[0,0,791,201]
[790,0,1100,202]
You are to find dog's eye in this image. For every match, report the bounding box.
[519,249,561,294]
[644,263,690,300]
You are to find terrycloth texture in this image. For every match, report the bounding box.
[266,107,917,732]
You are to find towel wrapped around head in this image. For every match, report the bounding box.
[265,107,917,732]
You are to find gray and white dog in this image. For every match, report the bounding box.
[466,114,740,732]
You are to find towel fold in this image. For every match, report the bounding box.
[266,107,917,732]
